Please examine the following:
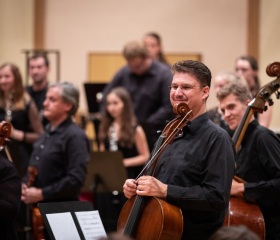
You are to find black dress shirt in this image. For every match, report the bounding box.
[101,60,173,125]
[28,117,90,201]
[154,112,236,240]
[237,120,280,239]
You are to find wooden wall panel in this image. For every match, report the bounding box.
[88,53,201,83]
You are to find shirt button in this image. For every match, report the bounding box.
[40,144,44,149]
[35,156,40,161]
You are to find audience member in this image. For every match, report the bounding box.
[101,41,174,151]
[0,63,44,178]
[143,32,169,65]
[217,80,280,240]
[209,225,260,240]
[98,87,150,179]
[21,82,90,239]
[0,154,21,240]
[26,53,50,126]
[234,55,272,127]
[122,60,235,240]
[208,71,243,137]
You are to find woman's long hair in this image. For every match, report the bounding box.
[236,55,260,97]
[98,87,137,147]
[0,63,27,110]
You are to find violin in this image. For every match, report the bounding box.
[27,166,45,240]
[118,102,192,240]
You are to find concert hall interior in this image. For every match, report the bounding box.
[0,0,280,240]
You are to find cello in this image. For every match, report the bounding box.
[223,61,280,239]
[118,102,193,240]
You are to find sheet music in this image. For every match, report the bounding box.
[46,212,81,240]
[75,210,107,240]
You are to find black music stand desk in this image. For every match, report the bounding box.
[38,201,106,240]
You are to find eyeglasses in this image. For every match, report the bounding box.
[169,84,201,92]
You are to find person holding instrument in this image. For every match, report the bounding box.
[122,60,235,240]
[217,80,280,240]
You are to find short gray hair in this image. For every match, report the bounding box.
[49,81,79,116]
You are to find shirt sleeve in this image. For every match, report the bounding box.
[244,131,280,202]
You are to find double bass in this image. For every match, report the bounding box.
[118,102,193,240]
[224,61,280,239]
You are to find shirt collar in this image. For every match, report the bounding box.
[45,117,73,134]
[184,112,209,135]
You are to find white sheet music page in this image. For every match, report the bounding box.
[46,212,81,240]
[75,210,107,240]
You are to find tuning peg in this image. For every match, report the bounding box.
[262,91,270,99]
[263,105,268,111]
[276,91,280,99]
[272,82,280,90]
[268,98,274,106]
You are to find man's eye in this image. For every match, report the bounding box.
[182,86,191,90]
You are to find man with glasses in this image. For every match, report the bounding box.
[101,41,173,150]
[123,60,235,240]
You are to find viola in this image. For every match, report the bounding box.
[224,61,280,240]
[117,102,193,240]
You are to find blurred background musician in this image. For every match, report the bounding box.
[143,32,169,66]
[0,63,44,178]
[101,41,173,151]
[98,86,150,179]
[26,53,50,127]
[234,55,273,128]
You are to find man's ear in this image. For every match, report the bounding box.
[202,86,210,100]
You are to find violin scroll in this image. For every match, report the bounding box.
[0,121,12,148]
[266,62,280,77]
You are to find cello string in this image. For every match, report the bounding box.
[136,110,192,179]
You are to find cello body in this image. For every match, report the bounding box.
[118,195,183,240]
[224,197,265,240]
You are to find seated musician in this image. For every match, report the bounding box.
[123,60,236,240]
[217,80,280,239]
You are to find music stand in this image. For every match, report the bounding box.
[38,201,95,240]
[82,151,128,233]
[83,83,107,113]
[82,151,127,193]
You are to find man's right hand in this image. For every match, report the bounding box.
[123,179,137,199]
